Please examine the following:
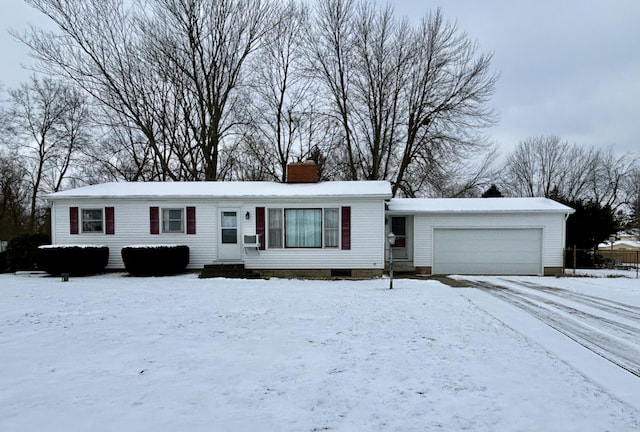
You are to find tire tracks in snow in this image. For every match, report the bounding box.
[470,280,640,379]
[509,279,640,322]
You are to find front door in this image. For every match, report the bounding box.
[218,209,242,261]
[391,216,408,259]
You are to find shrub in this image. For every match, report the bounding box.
[37,245,110,276]
[5,233,51,272]
[121,245,189,276]
[0,251,7,273]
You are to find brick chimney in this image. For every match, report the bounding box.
[286,161,318,183]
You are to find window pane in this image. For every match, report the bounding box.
[285,209,322,248]
[391,217,406,236]
[162,208,184,233]
[81,209,103,233]
[222,228,237,244]
[222,212,237,228]
[324,208,339,248]
[268,209,283,248]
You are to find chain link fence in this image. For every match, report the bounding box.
[565,246,639,278]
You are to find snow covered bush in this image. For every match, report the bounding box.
[37,245,109,276]
[121,245,189,276]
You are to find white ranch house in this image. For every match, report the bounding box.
[46,163,574,277]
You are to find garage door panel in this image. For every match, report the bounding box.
[433,228,542,275]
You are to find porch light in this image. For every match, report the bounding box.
[245,211,250,220]
[388,232,396,289]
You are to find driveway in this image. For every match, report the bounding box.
[461,276,640,378]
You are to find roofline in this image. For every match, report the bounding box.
[46,193,393,201]
[387,207,575,214]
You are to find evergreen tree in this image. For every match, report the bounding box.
[481,184,503,198]
[560,198,617,250]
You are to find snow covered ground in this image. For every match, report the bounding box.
[1,272,639,431]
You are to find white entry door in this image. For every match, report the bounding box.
[218,209,242,261]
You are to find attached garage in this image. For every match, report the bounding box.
[386,197,574,276]
[432,228,542,275]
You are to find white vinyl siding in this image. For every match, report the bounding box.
[245,199,385,270]
[51,197,386,271]
[412,212,567,273]
[52,200,217,269]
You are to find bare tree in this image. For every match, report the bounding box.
[307,0,360,180]
[18,0,274,181]
[0,151,30,237]
[2,76,89,231]
[394,9,498,196]
[587,146,639,210]
[501,136,598,200]
[238,0,318,182]
[146,0,275,180]
[501,136,639,215]
[309,1,497,194]
[626,167,640,232]
[17,0,497,192]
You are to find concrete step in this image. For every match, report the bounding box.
[199,263,262,279]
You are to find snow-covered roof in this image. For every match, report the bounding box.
[46,181,392,200]
[597,240,640,250]
[387,197,574,214]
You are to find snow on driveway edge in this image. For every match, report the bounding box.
[461,288,640,412]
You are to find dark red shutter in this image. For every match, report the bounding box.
[105,207,115,235]
[341,206,351,250]
[70,207,79,235]
[150,207,159,235]
[256,207,265,250]
[186,206,196,234]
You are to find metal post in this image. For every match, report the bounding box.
[388,232,396,290]
[573,245,576,275]
[389,245,394,290]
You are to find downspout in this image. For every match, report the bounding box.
[47,199,56,245]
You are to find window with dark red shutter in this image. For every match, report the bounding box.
[341,206,351,250]
[105,207,115,235]
[256,207,265,250]
[70,207,79,235]
[186,206,196,234]
[150,207,159,235]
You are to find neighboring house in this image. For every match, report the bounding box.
[596,239,640,267]
[46,163,575,277]
[598,240,640,251]
[386,197,574,276]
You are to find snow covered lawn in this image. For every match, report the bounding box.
[1,273,638,431]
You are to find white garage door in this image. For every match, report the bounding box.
[433,228,543,275]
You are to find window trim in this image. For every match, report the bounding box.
[80,208,104,234]
[220,210,238,244]
[267,208,284,249]
[266,207,341,249]
[161,208,185,234]
[324,208,340,248]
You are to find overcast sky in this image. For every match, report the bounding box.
[1,0,638,158]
